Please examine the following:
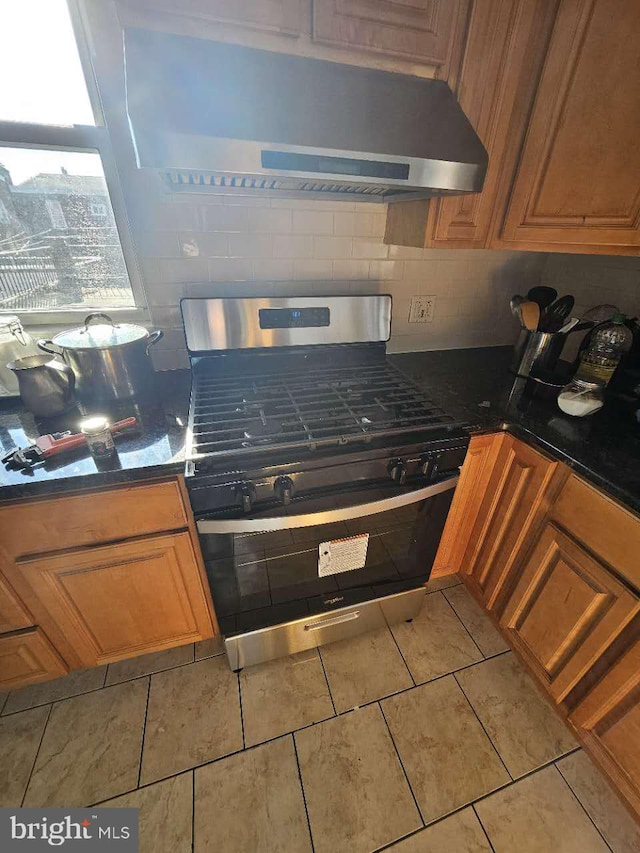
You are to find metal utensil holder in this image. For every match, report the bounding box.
[510,330,566,378]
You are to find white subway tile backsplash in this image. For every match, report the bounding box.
[273,234,314,258]
[246,208,292,233]
[227,233,273,258]
[352,239,388,260]
[332,259,370,279]
[313,236,352,259]
[157,258,209,284]
[252,259,295,280]
[202,206,248,232]
[179,232,228,258]
[292,259,333,279]
[207,258,254,281]
[368,260,404,280]
[292,210,334,234]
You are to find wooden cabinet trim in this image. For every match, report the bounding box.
[5,531,214,669]
[0,478,189,561]
[0,627,68,690]
[501,523,640,702]
[312,0,464,66]
[500,0,640,250]
[0,572,34,634]
[117,0,304,37]
[431,432,504,578]
[552,474,640,592]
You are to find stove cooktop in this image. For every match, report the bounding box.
[186,360,464,469]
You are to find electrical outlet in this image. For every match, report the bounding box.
[409,295,435,323]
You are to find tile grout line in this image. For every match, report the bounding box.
[471,803,498,853]
[372,746,587,853]
[237,671,246,750]
[1,651,226,719]
[136,676,152,789]
[20,702,53,807]
[387,622,417,688]
[292,734,316,853]
[554,762,615,853]
[191,770,196,853]
[452,670,513,782]
[440,589,484,662]
[316,647,338,717]
[378,701,425,829]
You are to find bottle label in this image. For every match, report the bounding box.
[575,358,616,386]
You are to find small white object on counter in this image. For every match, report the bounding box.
[557,380,604,417]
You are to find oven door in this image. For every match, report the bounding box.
[197,475,457,644]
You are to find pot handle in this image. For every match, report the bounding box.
[38,339,65,357]
[145,329,164,354]
[84,312,117,329]
[46,359,76,393]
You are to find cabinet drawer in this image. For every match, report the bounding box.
[0,627,68,690]
[0,573,33,633]
[0,479,189,559]
[7,532,213,669]
[501,523,640,703]
[552,474,640,591]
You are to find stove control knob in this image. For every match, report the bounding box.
[235,482,255,513]
[420,454,434,478]
[274,476,293,506]
[388,459,407,485]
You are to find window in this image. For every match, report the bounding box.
[0,1,142,318]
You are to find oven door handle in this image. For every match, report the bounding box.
[196,474,458,534]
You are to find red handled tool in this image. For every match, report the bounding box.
[2,417,138,470]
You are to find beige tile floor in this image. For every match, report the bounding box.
[1,581,639,853]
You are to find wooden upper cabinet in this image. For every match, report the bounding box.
[428,0,558,248]
[312,0,464,67]
[570,634,640,816]
[384,0,558,248]
[431,433,504,577]
[499,0,640,252]
[463,435,563,611]
[118,0,303,36]
[500,523,640,703]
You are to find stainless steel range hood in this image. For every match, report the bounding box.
[124,28,488,203]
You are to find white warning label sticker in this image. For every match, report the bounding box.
[318,534,369,577]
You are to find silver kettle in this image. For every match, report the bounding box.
[8,355,76,418]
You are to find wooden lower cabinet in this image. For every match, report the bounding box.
[500,523,640,703]
[431,433,504,577]
[462,434,563,610]
[570,636,640,817]
[0,573,33,634]
[7,531,214,670]
[0,627,67,690]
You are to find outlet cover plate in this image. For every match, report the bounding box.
[409,295,435,323]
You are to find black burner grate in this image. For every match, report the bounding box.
[187,362,461,462]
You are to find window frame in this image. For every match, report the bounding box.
[0,0,148,327]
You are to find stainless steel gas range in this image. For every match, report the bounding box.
[180,294,469,670]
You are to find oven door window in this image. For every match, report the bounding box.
[200,483,454,635]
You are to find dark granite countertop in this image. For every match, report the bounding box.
[390,348,640,515]
[0,371,191,502]
[1,349,638,515]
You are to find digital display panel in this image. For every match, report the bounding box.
[259,307,330,329]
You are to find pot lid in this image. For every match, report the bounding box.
[53,314,149,349]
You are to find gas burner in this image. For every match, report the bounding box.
[243,417,284,440]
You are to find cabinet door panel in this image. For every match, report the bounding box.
[431,433,504,577]
[0,573,33,634]
[501,0,640,250]
[463,436,560,611]
[9,533,213,669]
[313,0,461,65]
[570,636,640,816]
[0,628,67,690]
[501,524,640,702]
[118,0,303,36]
[429,0,558,247]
